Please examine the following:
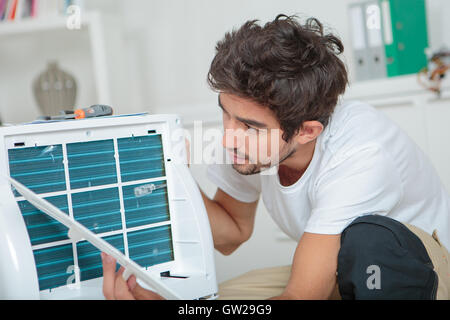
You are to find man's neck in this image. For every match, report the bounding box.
[277,139,316,187]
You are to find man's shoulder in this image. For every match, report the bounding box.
[322,100,393,154]
[330,99,379,127]
[315,99,404,181]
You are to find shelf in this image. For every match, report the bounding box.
[345,73,450,101]
[0,12,99,36]
[0,11,113,124]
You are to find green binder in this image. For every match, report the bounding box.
[380,0,429,77]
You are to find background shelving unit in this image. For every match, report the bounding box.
[0,11,126,124]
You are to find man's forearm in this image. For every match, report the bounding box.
[199,188,248,255]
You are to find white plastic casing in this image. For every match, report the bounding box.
[0,114,217,300]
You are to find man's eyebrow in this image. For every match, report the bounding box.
[235,116,268,128]
[218,94,268,128]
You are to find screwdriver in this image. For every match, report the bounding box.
[38,105,113,120]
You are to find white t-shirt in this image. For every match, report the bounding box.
[207,100,450,250]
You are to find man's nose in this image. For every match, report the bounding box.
[222,126,246,150]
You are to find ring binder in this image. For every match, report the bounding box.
[349,0,429,81]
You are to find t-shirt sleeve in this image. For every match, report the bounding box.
[207,164,261,203]
[305,145,403,234]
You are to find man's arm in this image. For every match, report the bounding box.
[186,138,258,255]
[200,188,258,255]
[270,232,341,300]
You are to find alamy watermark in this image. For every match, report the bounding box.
[66,265,80,290]
[366,265,381,290]
[66,5,81,30]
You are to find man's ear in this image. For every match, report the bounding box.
[294,121,324,145]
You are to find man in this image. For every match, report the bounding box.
[102,14,450,300]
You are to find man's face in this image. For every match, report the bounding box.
[219,93,297,175]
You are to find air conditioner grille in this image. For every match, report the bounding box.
[8,134,174,292]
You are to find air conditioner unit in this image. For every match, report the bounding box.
[0,114,217,300]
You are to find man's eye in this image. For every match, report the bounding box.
[245,124,258,133]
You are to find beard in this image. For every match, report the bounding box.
[231,144,297,175]
[231,162,261,175]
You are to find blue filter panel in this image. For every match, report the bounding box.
[33,243,74,291]
[18,195,70,246]
[117,135,166,182]
[66,139,117,189]
[8,145,66,195]
[71,187,122,234]
[128,225,174,268]
[77,234,125,281]
[8,132,172,292]
[122,180,170,228]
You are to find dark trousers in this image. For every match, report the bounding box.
[337,215,438,300]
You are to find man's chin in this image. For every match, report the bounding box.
[231,163,261,175]
[232,162,273,175]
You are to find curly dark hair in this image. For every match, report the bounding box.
[207,14,348,141]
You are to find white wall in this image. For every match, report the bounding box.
[94,0,449,115]
[114,0,357,114]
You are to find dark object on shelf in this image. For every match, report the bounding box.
[417,49,450,96]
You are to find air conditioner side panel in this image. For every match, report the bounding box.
[0,183,40,299]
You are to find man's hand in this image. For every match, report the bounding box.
[101,252,165,300]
